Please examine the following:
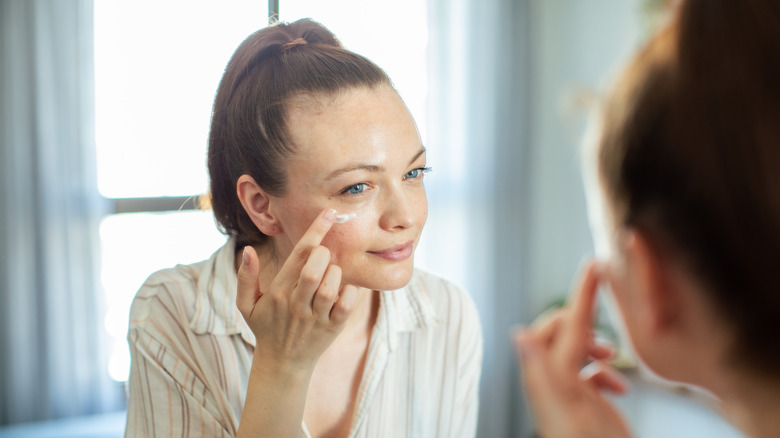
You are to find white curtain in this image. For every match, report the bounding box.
[424,1,646,436]
[0,0,123,424]
[422,0,534,436]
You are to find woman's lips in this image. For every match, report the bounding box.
[368,241,414,261]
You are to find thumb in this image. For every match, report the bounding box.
[236,246,261,318]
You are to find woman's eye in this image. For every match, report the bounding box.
[343,183,367,195]
[404,167,431,180]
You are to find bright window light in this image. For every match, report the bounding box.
[95,0,267,382]
[95,0,268,198]
[100,211,227,382]
[283,0,428,139]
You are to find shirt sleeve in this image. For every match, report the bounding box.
[124,285,235,438]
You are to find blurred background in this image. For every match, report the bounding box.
[0,0,746,437]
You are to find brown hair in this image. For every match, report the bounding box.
[207,19,391,247]
[598,0,780,375]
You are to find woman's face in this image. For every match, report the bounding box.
[269,84,428,291]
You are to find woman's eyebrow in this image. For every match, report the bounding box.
[323,146,426,181]
[408,146,426,165]
[324,164,383,181]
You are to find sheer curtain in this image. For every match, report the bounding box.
[424,1,646,436]
[422,0,534,436]
[0,0,123,425]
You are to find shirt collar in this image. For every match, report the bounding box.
[190,237,256,346]
[378,273,441,351]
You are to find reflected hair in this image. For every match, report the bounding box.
[207,19,391,247]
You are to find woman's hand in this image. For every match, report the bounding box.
[236,208,359,437]
[512,261,633,438]
[237,208,359,375]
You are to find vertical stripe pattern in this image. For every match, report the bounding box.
[125,239,482,437]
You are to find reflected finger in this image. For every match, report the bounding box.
[330,285,358,325]
[312,264,342,322]
[580,361,629,394]
[277,209,337,285]
[529,309,566,348]
[557,262,600,368]
[236,245,262,319]
[291,246,331,316]
[589,341,616,361]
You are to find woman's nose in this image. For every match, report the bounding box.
[378,186,419,231]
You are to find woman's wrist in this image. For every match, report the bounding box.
[250,350,316,387]
[238,353,314,437]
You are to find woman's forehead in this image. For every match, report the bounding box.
[285,83,395,117]
[284,86,420,167]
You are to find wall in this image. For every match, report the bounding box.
[518,0,644,435]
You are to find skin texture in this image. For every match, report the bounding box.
[234,84,428,438]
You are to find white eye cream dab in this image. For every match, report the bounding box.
[334,212,356,224]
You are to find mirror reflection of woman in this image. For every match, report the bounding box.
[125,19,482,438]
[514,1,780,437]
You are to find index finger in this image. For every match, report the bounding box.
[567,261,600,331]
[557,260,600,367]
[279,208,337,274]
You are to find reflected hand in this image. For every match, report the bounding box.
[512,261,633,438]
[236,208,358,374]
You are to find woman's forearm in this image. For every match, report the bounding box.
[237,356,313,438]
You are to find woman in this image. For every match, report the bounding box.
[125,19,482,437]
[514,0,780,437]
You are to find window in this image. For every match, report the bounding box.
[94,1,427,382]
[280,0,429,142]
[95,0,268,382]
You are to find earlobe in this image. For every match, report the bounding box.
[624,230,680,334]
[236,174,282,236]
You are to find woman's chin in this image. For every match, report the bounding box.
[345,262,414,292]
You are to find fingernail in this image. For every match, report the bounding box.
[324,208,337,223]
[242,247,249,266]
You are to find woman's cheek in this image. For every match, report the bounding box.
[324,218,367,262]
[414,191,429,230]
[419,197,429,226]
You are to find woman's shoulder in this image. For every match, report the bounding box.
[136,259,209,297]
[128,238,240,337]
[128,261,208,328]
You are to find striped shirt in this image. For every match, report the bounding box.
[125,238,483,437]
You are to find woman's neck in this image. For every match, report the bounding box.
[712,369,780,438]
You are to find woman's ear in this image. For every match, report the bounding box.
[622,230,682,335]
[236,174,282,236]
